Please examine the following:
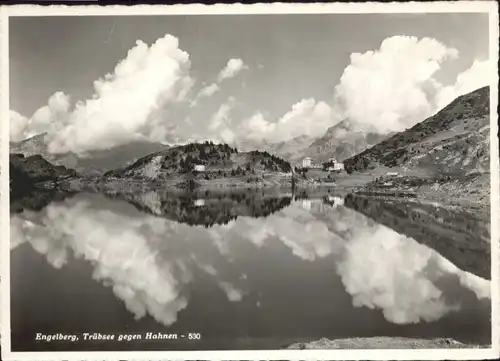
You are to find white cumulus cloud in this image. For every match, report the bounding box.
[44,34,193,155]
[191,58,248,105]
[333,35,459,134]
[436,59,493,109]
[242,112,276,140]
[9,110,30,142]
[208,99,237,143]
[217,58,248,82]
[10,92,71,142]
[241,98,335,143]
[9,34,492,154]
[197,83,220,99]
[209,100,233,131]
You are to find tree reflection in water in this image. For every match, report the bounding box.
[107,189,293,227]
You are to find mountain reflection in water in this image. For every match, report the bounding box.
[10,190,491,351]
[109,189,294,227]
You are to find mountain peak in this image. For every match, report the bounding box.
[304,119,393,163]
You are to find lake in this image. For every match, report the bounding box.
[10,189,491,351]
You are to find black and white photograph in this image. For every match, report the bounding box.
[1,2,499,360]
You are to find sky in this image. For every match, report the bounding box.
[9,13,491,155]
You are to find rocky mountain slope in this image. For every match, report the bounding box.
[232,135,315,163]
[10,132,169,175]
[10,153,77,198]
[234,121,392,165]
[344,86,490,176]
[266,135,316,162]
[305,120,394,163]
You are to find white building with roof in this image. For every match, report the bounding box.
[326,158,344,172]
[194,199,206,207]
[333,162,344,171]
[302,157,313,168]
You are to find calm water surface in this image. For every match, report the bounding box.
[10,190,491,351]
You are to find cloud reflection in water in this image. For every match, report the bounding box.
[11,197,188,326]
[10,193,490,328]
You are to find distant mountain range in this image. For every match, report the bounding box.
[344,86,490,176]
[10,133,170,175]
[303,121,395,163]
[235,123,393,165]
[234,135,315,163]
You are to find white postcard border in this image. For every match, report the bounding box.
[0,2,498,360]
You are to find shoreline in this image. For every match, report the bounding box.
[38,172,490,205]
[287,336,487,349]
[351,172,491,217]
[28,170,491,219]
[52,175,338,193]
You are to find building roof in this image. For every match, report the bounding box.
[303,157,313,160]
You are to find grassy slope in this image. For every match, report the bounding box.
[344,86,490,176]
[342,87,490,206]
